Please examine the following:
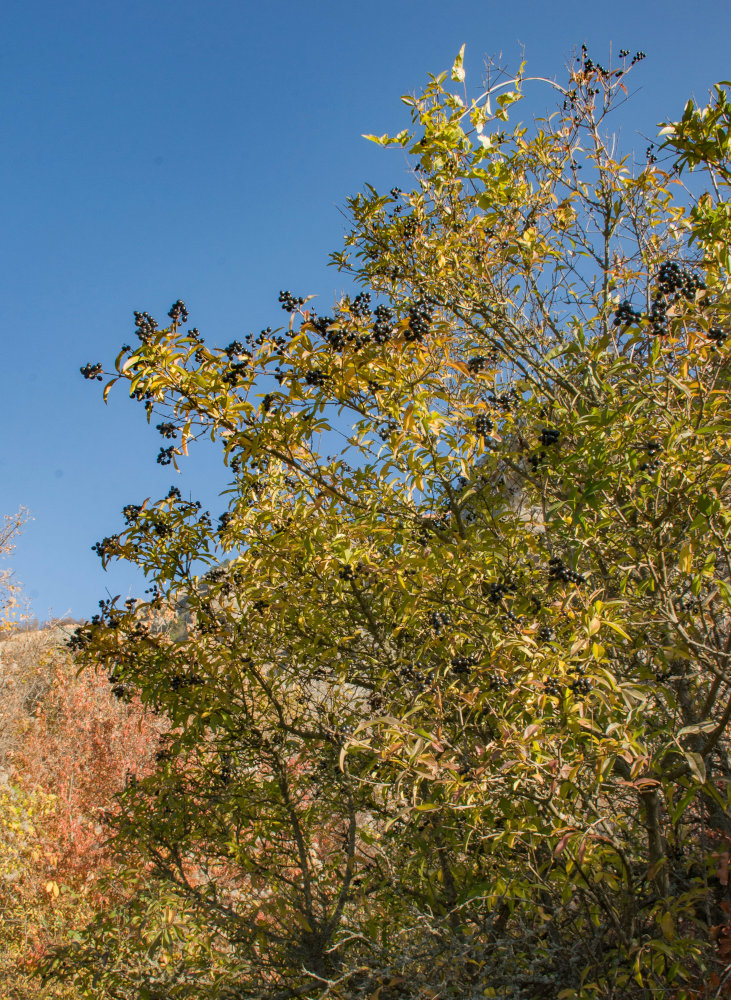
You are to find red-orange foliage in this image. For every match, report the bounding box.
[10,643,164,884]
[0,631,165,996]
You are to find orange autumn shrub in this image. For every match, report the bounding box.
[0,627,164,997]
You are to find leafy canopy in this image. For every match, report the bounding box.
[49,47,731,1000]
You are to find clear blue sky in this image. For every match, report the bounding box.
[2,0,730,621]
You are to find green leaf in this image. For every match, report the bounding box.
[684,752,707,784]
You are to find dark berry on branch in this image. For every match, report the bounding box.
[451,652,480,675]
[613,300,642,327]
[279,290,305,313]
[547,558,585,584]
[156,422,177,439]
[80,363,103,381]
[92,536,117,558]
[537,625,556,643]
[122,504,142,525]
[475,414,494,438]
[372,304,395,345]
[540,428,560,446]
[431,610,451,633]
[350,292,372,317]
[570,677,592,696]
[305,368,329,387]
[168,300,189,324]
[639,458,661,473]
[405,298,433,342]
[378,421,399,441]
[467,356,488,374]
[157,446,175,466]
[487,672,512,691]
[133,311,158,343]
[223,362,249,386]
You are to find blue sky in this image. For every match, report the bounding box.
[2,0,730,620]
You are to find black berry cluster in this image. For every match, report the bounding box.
[80,363,103,381]
[431,610,451,633]
[149,516,174,538]
[92,536,118,559]
[706,326,728,345]
[218,511,233,531]
[547,558,585,584]
[310,314,368,352]
[613,300,643,328]
[540,428,560,447]
[304,368,329,387]
[156,422,177,439]
[570,676,592,696]
[168,300,189,324]
[157,446,175,466]
[167,486,181,500]
[452,652,480,675]
[502,608,523,626]
[405,298,433,342]
[279,291,305,313]
[486,580,515,603]
[224,341,244,358]
[378,420,399,441]
[350,292,371,317]
[656,261,704,298]
[398,663,427,687]
[168,672,203,691]
[223,362,249,387]
[638,439,662,473]
[486,673,513,692]
[373,304,395,344]
[544,678,563,698]
[474,414,494,438]
[614,263,705,336]
[537,625,556,643]
[487,388,519,412]
[467,356,488,374]
[122,504,142,525]
[134,311,158,343]
[649,262,705,335]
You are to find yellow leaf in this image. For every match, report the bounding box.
[678,539,693,574]
[660,911,675,940]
